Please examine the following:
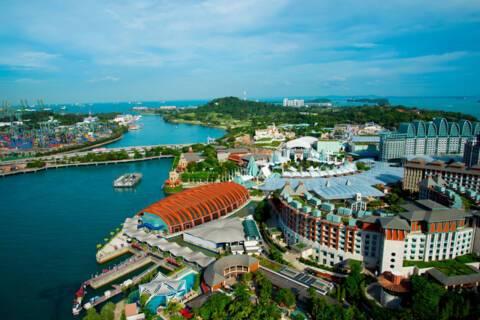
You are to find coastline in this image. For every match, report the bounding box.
[162,116,231,131]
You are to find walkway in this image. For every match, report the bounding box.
[0,155,172,177]
[88,253,151,289]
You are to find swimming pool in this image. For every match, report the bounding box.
[145,270,197,313]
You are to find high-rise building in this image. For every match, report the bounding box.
[464,135,480,167]
[379,118,480,160]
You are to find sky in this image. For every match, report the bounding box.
[0,0,479,104]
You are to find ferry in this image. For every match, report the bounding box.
[113,173,142,188]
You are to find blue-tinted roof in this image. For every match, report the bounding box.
[351,135,380,143]
[259,161,403,200]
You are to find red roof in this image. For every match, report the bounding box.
[141,182,249,233]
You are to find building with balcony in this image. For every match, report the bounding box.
[403,158,480,193]
[274,182,477,274]
[379,118,480,160]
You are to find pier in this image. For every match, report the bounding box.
[87,253,175,289]
[84,263,159,310]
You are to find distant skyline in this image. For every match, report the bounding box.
[0,0,479,104]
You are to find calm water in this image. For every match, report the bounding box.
[0,159,172,320]
[106,116,224,148]
[0,105,224,320]
[0,97,478,319]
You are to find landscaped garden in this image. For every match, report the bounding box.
[403,254,480,276]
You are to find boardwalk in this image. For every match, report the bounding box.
[2,142,192,165]
[87,253,175,289]
[0,155,172,177]
[85,263,159,310]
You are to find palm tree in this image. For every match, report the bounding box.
[165,300,182,316]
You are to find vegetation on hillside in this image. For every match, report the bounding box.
[162,97,477,132]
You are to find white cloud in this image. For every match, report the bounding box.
[88,75,120,82]
[353,42,377,49]
[0,51,59,70]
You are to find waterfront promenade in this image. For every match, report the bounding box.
[1,142,191,165]
[0,154,173,177]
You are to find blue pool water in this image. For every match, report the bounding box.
[146,271,197,313]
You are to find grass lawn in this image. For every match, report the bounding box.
[403,255,479,276]
[258,256,283,272]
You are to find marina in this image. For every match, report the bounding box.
[113,173,142,188]
[0,112,223,320]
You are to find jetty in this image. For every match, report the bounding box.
[87,254,175,289]
[84,263,159,311]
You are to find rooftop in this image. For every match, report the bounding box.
[184,217,245,244]
[399,200,472,223]
[260,161,402,200]
[203,255,258,287]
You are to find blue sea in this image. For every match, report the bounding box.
[0,97,478,319]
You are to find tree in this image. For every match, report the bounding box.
[166,301,182,316]
[343,260,364,303]
[196,292,231,320]
[411,275,445,320]
[275,288,296,308]
[83,308,101,320]
[139,293,150,307]
[100,302,115,320]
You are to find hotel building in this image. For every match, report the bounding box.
[274,183,477,274]
[403,158,480,193]
[379,118,480,160]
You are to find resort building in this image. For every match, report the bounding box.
[273,182,477,274]
[418,176,463,209]
[254,124,292,142]
[379,118,480,160]
[283,98,305,107]
[216,147,249,162]
[202,255,259,291]
[138,182,250,233]
[316,140,344,156]
[177,150,205,171]
[464,135,480,167]
[347,135,380,158]
[403,158,480,193]
[183,216,262,254]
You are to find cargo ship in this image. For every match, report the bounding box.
[113,173,142,188]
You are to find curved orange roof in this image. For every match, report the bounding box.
[141,182,249,233]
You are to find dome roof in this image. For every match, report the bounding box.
[141,182,249,233]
